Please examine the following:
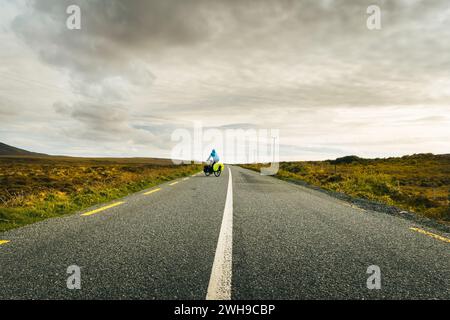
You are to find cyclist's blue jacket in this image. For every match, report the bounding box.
[207,150,220,162]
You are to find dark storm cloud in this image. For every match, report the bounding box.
[12,0,214,79]
[11,0,450,107]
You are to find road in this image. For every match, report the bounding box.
[0,165,449,299]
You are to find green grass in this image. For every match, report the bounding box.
[242,153,450,223]
[0,156,201,232]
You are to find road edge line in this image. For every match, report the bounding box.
[143,188,161,195]
[206,167,233,300]
[81,201,125,216]
[410,227,450,243]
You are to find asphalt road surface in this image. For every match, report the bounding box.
[0,166,449,299]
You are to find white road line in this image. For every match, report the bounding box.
[206,167,233,300]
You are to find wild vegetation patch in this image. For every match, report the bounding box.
[0,156,201,232]
[242,154,450,223]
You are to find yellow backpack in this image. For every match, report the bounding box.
[213,162,225,172]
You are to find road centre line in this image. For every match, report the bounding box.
[81,201,125,216]
[206,167,233,300]
[169,181,179,186]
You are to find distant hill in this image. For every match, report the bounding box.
[0,142,176,164]
[0,142,48,156]
[330,155,363,164]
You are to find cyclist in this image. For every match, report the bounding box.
[207,149,220,170]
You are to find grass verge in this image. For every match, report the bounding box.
[242,154,449,224]
[0,156,201,232]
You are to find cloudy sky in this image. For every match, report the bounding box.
[0,0,449,162]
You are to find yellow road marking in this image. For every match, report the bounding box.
[144,188,161,195]
[0,240,10,245]
[410,227,450,244]
[183,177,189,181]
[169,181,179,186]
[81,201,125,216]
